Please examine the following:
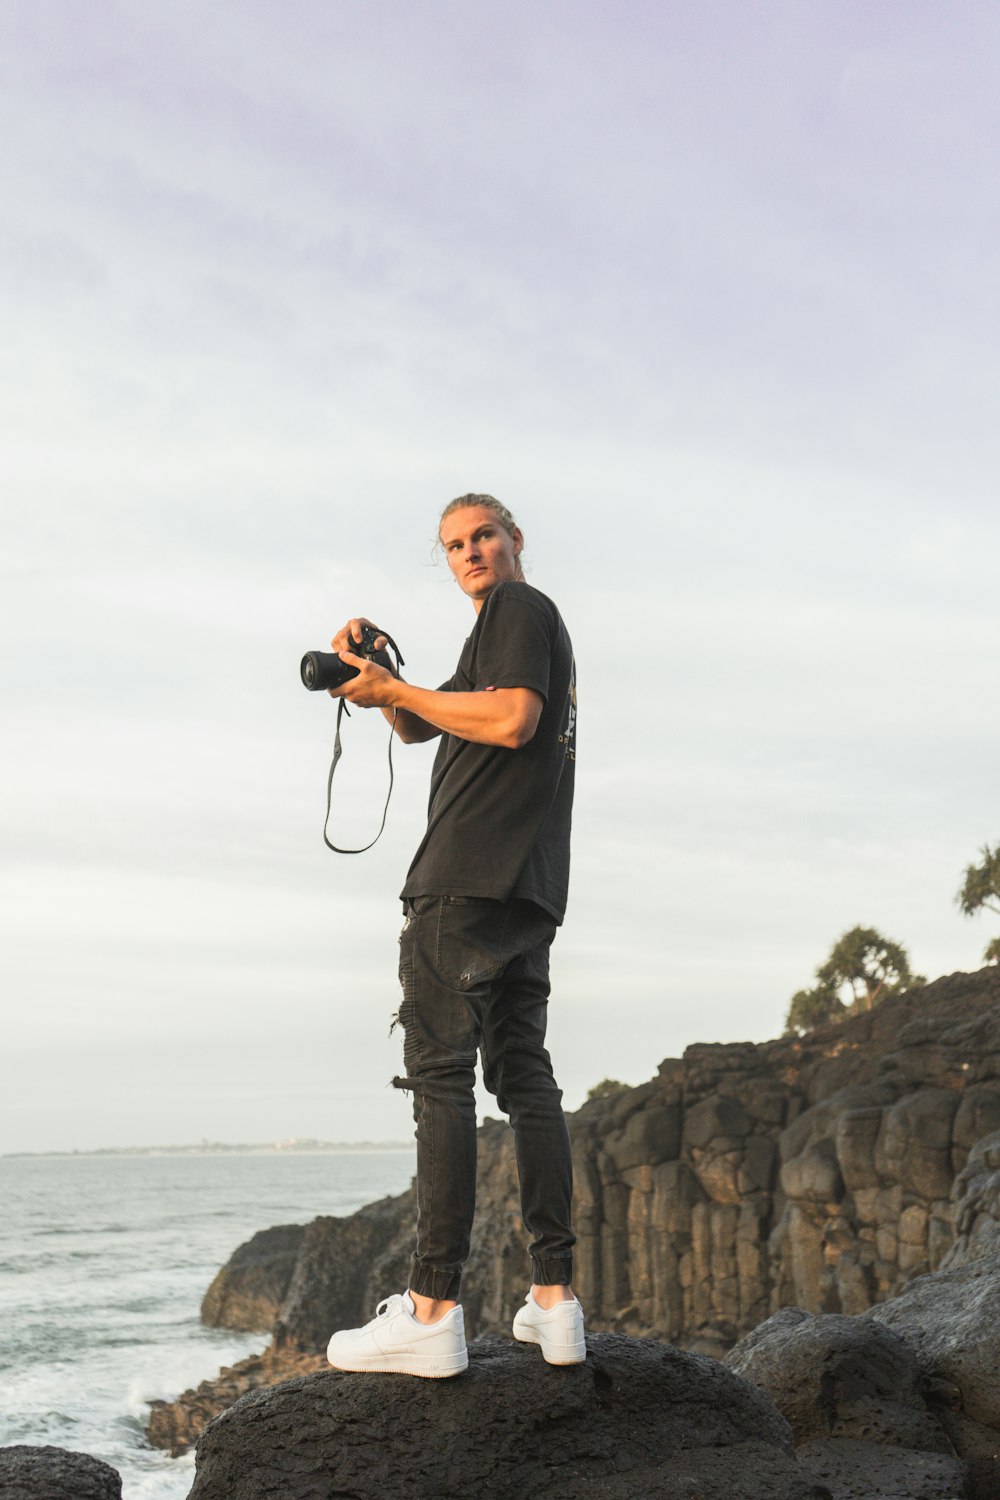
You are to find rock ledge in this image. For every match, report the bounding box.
[188,1333,825,1500]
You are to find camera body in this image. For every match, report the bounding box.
[301,624,393,692]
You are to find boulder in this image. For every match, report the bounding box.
[724,1307,953,1453]
[867,1253,1000,1498]
[187,1333,825,1500]
[0,1446,122,1500]
[201,1223,305,1331]
[724,1307,966,1496]
[723,1249,1000,1498]
[780,1140,843,1204]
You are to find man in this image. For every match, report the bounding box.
[325,495,583,1377]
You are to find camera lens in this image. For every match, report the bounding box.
[300,650,357,691]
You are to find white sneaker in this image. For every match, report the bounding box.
[512,1291,586,1365]
[326,1292,468,1378]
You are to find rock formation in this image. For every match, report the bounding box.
[0,1445,122,1500]
[725,1307,968,1499]
[236,966,1000,1353]
[941,1129,1000,1269]
[147,1346,327,1458]
[151,965,1000,1460]
[200,1222,305,1332]
[725,1234,1000,1500]
[868,1256,1000,1498]
[186,1334,826,1500]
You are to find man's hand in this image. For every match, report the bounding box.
[327,616,431,732]
[328,651,398,708]
[330,617,388,655]
[327,614,396,708]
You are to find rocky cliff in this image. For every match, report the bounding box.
[151,965,1000,1456]
[178,1231,1000,1499]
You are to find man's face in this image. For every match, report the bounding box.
[440,505,523,609]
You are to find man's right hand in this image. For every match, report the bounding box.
[330,617,389,654]
[330,617,442,745]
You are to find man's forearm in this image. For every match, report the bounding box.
[387,682,542,749]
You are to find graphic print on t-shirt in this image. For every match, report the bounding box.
[559,657,577,760]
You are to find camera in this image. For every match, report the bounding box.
[300,624,394,691]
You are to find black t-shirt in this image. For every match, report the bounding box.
[400,581,576,923]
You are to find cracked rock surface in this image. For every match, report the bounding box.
[725,1307,970,1498]
[187,1334,826,1500]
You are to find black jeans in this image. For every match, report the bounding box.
[396,894,575,1302]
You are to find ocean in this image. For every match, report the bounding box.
[0,1149,416,1499]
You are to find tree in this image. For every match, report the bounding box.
[956,842,1000,962]
[785,986,841,1034]
[586,1078,630,1102]
[784,925,923,1035]
[817,926,921,1011]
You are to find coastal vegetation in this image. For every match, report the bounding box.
[784,924,923,1035]
[785,838,1000,1035]
[957,841,1000,963]
[585,1077,631,1102]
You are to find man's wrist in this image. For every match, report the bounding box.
[388,679,416,715]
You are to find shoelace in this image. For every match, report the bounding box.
[370,1294,406,1324]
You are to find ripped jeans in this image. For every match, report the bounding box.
[396,894,575,1302]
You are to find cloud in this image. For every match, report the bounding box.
[2,2,998,1150]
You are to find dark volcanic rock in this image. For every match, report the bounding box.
[201,1222,305,1331]
[274,1193,414,1350]
[0,1445,122,1499]
[725,1307,967,1498]
[146,1346,327,1456]
[266,968,1000,1356]
[868,1253,1000,1499]
[157,967,1000,1467]
[941,1131,1000,1269]
[723,1247,1000,1500]
[188,1333,824,1500]
[725,1307,953,1452]
[795,1438,967,1500]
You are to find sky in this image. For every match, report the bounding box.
[2,1,998,1155]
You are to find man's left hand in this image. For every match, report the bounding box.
[327,652,397,709]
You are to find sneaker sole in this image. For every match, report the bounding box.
[327,1350,469,1378]
[513,1325,587,1365]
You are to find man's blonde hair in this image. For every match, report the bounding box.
[438,493,525,580]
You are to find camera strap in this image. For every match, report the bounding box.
[322,701,398,854]
[322,632,404,855]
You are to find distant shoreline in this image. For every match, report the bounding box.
[3,1141,416,1159]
